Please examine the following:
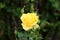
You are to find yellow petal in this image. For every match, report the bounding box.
[33,24,39,29]
[21,23,33,31]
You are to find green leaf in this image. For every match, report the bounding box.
[24,0,29,3]
[21,7,24,14]
[31,0,35,2]
[30,4,34,12]
[18,32,24,38]
[0,2,5,9]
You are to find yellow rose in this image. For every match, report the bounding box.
[20,13,39,31]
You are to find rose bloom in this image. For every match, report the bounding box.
[20,13,39,31]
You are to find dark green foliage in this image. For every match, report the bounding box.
[0,0,60,40]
